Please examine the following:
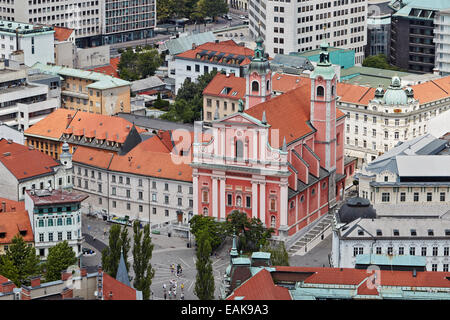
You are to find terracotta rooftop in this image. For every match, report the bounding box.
[25,109,146,145]
[53,26,74,42]
[102,272,139,300]
[25,109,76,140]
[176,40,254,66]
[74,134,193,182]
[26,189,88,206]
[0,198,34,244]
[89,57,120,78]
[245,85,345,146]
[72,146,115,169]
[272,73,307,93]
[0,139,60,181]
[203,72,246,100]
[227,268,291,300]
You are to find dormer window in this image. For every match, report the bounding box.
[376,229,382,236]
[358,230,364,236]
[428,229,434,236]
[411,229,417,236]
[221,87,232,95]
[393,229,400,236]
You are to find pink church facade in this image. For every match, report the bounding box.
[191,43,349,240]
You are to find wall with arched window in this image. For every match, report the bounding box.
[252,81,259,92]
[316,86,324,97]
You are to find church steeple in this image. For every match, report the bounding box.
[244,36,272,110]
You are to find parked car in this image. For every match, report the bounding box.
[225,14,232,21]
[239,15,246,19]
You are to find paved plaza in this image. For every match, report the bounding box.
[80,215,230,300]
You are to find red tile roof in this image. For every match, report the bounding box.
[0,139,60,181]
[245,84,346,146]
[108,137,192,182]
[102,272,138,300]
[25,109,76,140]
[337,82,376,105]
[176,40,254,66]
[73,134,192,182]
[72,146,115,169]
[26,189,89,206]
[272,73,307,93]
[227,269,291,300]
[53,26,74,42]
[0,198,33,244]
[0,274,9,284]
[89,57,120,78]
[203,73,246,100]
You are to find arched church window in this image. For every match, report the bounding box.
[331,85,335,95]
[317,86,324,97]
[203,207,208,215]
[266,80,270,91]
[235,139,244,160]
[252,81,259,92]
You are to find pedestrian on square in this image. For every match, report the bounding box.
[180,292,184,300]
[173,289,176,299]
[181,283,184,292]
[164,291,167,300]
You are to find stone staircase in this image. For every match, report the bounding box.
[288,213,333,256]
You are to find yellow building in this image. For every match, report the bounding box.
[32,62,131,116]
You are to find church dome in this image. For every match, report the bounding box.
[338,197,376,224]
[383,76,408,105]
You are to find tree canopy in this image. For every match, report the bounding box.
[157,0,228,23]
[44,241,77,282]
[362,54,403,71]
[101,224,130,278]
[132,221,155,300]
[189,215,224,250]
[160,70,217,123]
[0,235,40,287]
[194,230,215,300]
[118,46,162,81]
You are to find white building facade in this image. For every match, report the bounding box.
[332,217,450,272]
[24,188,86,261]
[435,9,450,76]
[0,20,54,66]
[340,76,450,164]
[248,0,368,64]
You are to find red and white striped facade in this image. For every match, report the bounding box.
[191,44,350,240]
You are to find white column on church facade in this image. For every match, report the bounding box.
[280,180,288,226]
[259,182,266,221]
[193,172,199,215]
[212,176,218,219]
[220,177,226,220]
[252,181,258,219]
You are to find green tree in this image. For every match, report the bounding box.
[197,0,228,21]
[132,221,155,300]
[362,54,403,71]
[225,210,274,252]
[137,49,162,79]
[118,47,161,81]
[0,235,40,286]
[44,241,77,282]
[189,215,224,250]
[262,242,289,266]
[153,93,170,111]
[194,230,215,300]
[101,224,123,278]
[120,226,131,273]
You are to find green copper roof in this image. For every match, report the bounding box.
[232,257,251,265]
[32,62,131,90]
[251,252,271,260]
[356,254,427,267]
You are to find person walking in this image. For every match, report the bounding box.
[180,292,184,300]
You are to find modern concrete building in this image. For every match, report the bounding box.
[0,59,59,131]
[389,0,450,73]
[365,0,393,57]
[248,0,368,64]
[0,20,55,66]
[434,9,450,76]
[0,0,156,48]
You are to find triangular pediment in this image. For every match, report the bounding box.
[214,112,268,127]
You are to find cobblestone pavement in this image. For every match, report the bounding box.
[80,214,230,300]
